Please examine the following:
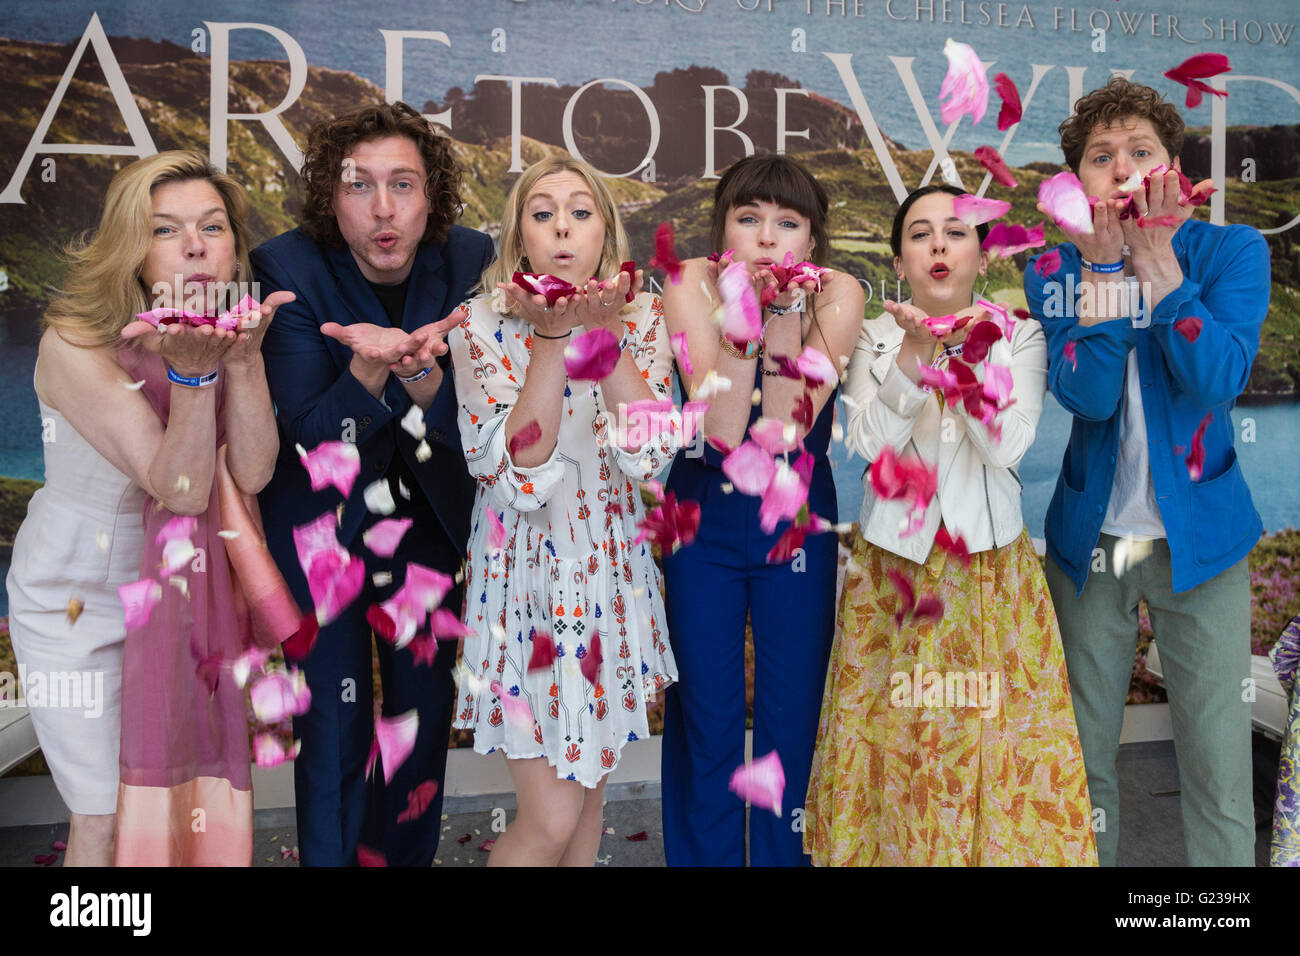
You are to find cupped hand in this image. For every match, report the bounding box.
[882,299,939,344]
[567,271,641,336]
[121,321,238,377]
[321,321,423,367]
[391,307,468,376]
[498,281,575,340]
[1120,167,1192,263]
[938,304,990,349]
[1039,199,1125,267]
[225,290,295,369]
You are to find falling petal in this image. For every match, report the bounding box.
[716,261,762,346]
[217,529,240,540]
[1034,249,1062,278]
[527,629,557,672]
[580,633,603,686]
[794,346,838,388]
[913,594,945,624]
[486,508,507,554]
[632,492,701,554]
[939,38,989,126]
[357,845,387,867]
[1038,171,1094,235]
[934,526,972,569]
[982,362,1014,404]
[373,710,419,785]
[993,71,1022,130]
[919,313,970,337]
[1063,340,1078,372]
[362,517,414,558]
[626,831,649,842]
[403,563,454,612]
[490,680,535,734]
[396,780,440,823]
[1137,214,1183,229]
[409,634,439,667]
[961,320,1004,365]
[34,853,59,866]
[51,841,67,852]
[65,597,84,626]
[953,193,1011,228]
[1174,316,1203,343]
[118,578,163,631]
[1185,412,1213,482]
[232,645,272,688]
[1163,52,1231,109]
[917,362,960,394]
[293,513,365,625]
[123,379,147,391]
[759,458,810,534]
[886,568,917,626]
[974,145,1018,188]
[478,839,497,852]
[722,441,777,497]
[729,750,785,816]
[253,734,301,769]
[155,514,197,546]
[363,478,396,515]
[508,419,542,459]
[430,607,473,640]
[297,441,361,498]
[564,327,621,381]
[415,439,432,462]
[282,612,319,662]
[249,667,312,724]
[694,370,732,400]
[649,221,684,284]
[982,221,1046,258]
[791,390,813,432]
[670,331,694,375]
[512,271,577,306]
[160,537,196,576]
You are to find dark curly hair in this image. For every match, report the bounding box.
[1058,77,1184,174]
[299,101,463,246]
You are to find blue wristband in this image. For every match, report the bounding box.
[167,366,219,388]
[1081,258,1125,274]
[397,367,433,384]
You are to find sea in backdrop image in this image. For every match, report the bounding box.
[1,0,1297,612]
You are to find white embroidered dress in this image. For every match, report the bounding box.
[449,289,679,787]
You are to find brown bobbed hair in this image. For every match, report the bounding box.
[45,150,253,348]
[710,154,830,264]
[1059,77,1185,174]
[299,101,464,247]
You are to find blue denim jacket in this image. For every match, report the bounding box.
[1024,218,1269,595]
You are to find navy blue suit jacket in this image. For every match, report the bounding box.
[252,225,494,606]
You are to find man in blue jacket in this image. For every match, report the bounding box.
[1025,77,1269,866]
[252,102,493,866]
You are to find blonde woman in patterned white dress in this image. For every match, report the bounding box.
[448,156,678,866]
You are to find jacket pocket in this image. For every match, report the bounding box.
[1188,449,1254,565]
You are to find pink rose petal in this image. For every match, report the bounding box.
[508,419,542,459]
[298,441,361,498]
[527,629,557,672]
[939,38,989,127]
[396,780,439,823]
[649,222,683,284]
[993,71,1022,130]
[486,508,507,552]
[717,260,762,346]
[118,578,163,631]
[1164,53,1231,109]
[253,733,301,769]
[249,667,312,724]
[372,710,419,785]
[729,750,785,816]
[580,633,602,686]
[748,417,798,456]
[1185,412,1213,482]
[722,441,777,497]
[794,346,838,388]
[362,517,413,559]
[429,607,473,640]
[670,331,694,376]
[564,327,621,381]
[974,145,1018,188]
[1034,249,1062,278]
[490,680,535,734]
[1174,316,1203,343]
[512,271,577,306]
[1038,171,1094,235]
[982,362,1014,404]
[953,193,1010,228]
[982,221,1046,259]
[758,457,810,534]
[1063,340,1078,372]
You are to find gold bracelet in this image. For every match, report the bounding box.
[718,333,761,360]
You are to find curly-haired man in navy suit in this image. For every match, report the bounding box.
[252,102,493,866]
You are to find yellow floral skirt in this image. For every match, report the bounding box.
[805,529,1097,866]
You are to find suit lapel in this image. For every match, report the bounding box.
[402,243,448,333]
[326,245,391,329]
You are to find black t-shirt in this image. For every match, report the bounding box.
[365,277,432,518]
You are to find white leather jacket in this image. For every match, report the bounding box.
[842,307,1047,562]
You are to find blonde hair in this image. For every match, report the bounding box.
[44,150,254,347]
[479,155,629,295]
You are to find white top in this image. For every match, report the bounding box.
[842,307,1047,562]
[1101,279,1166,540]
[447,290,679,787]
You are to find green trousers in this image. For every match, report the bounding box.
[1045,534,1255,866]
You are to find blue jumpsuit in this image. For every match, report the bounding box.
[661,360,839,865]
